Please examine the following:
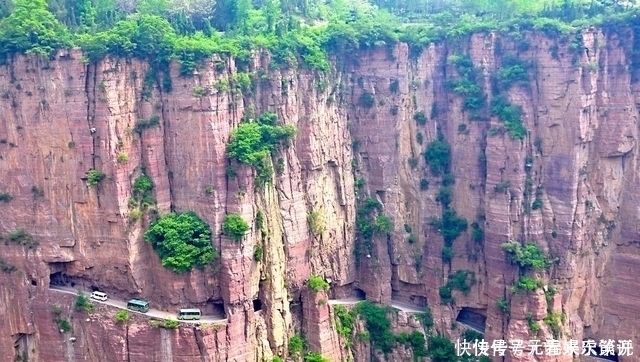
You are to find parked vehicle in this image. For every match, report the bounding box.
[177,308,201,320]
[90,291,108,302]
[127,299,150,313]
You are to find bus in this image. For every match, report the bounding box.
[127,299,150,313]
[177,308,201,320]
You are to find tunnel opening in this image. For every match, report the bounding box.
[586,343,619,361]
[253,299,263,312]
[49,271,71,287]
[455,307,487,333]
[211,301,226,317]
[48,262,72,287]
[410,295,427,308]
[354,288,366,300]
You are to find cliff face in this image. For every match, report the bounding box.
[1,26,639,362]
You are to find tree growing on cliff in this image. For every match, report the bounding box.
[0,0,70,58]
[226,112,296,186]
[222,213,249,242]
[144,211,216,273]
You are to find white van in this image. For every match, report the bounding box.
[90,291,108,302]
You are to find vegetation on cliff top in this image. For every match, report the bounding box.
[0,0,635,73]
[145,211,217,273]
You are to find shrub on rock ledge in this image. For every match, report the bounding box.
[145,211,216,273]
[222,213,249,242]
[307,275,329,292]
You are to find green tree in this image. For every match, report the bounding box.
[0,0,70,57]
[145,212,216,273]
[222,213,250,242]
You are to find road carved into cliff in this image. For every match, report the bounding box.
[329,298,426,313]
[49,286,227,323]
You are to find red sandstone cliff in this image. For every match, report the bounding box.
[0,27,639,362]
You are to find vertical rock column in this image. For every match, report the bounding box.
[301,289,342,361]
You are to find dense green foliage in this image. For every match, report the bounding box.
[222,213,249,242]
[56,318,72,333]
[226,112,296,186]
[447,54,485,119]
[334,305,355,339]
[0,0,629,81]
[75,292,94,312]
[429,209,468,247]
[86,169,106,187]
[355,197,394,257]
[513,276,543,292]
[114,310,129,323]
[427,335,457,362]
[352,301,426,357]
[307,274,330,292]
[0,0,70,57]
[132,174,155,207]
[439,270,474,305]
[353,301,395,352]
[490,94,527,140]
[289,335,307,358]
[145,211,216,273]
[423,138,450,176]
[502,241,549,270]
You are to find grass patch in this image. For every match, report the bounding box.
[114,310,129,323]
[2,229,38,248]
[307,210,325,236]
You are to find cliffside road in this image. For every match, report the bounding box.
[49,286,226,323]
[327,298,363,305]
[328,298,426,314]
[456,321,485,335]
[389,301,427,314]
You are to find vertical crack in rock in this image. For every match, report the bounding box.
[125,323,131,362]
[85,62,101,207]
[192,326,208,362]
[157,72,174,211]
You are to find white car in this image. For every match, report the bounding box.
[90,291,108,302]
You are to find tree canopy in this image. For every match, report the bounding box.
[144,211,216,273]
[0,0,634,68]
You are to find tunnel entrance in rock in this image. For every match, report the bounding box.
[354,288,366,300]
[211,301,226,317]
[49,262,71,287]
[48,262,98,292]
[253,299,263,312]
[410,295,427,308]
[455,308,486,333]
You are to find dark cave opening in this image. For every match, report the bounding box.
[354,288,366,300]
[455,307,487,333]
[211,301,226,317]
[253,299,263,312]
